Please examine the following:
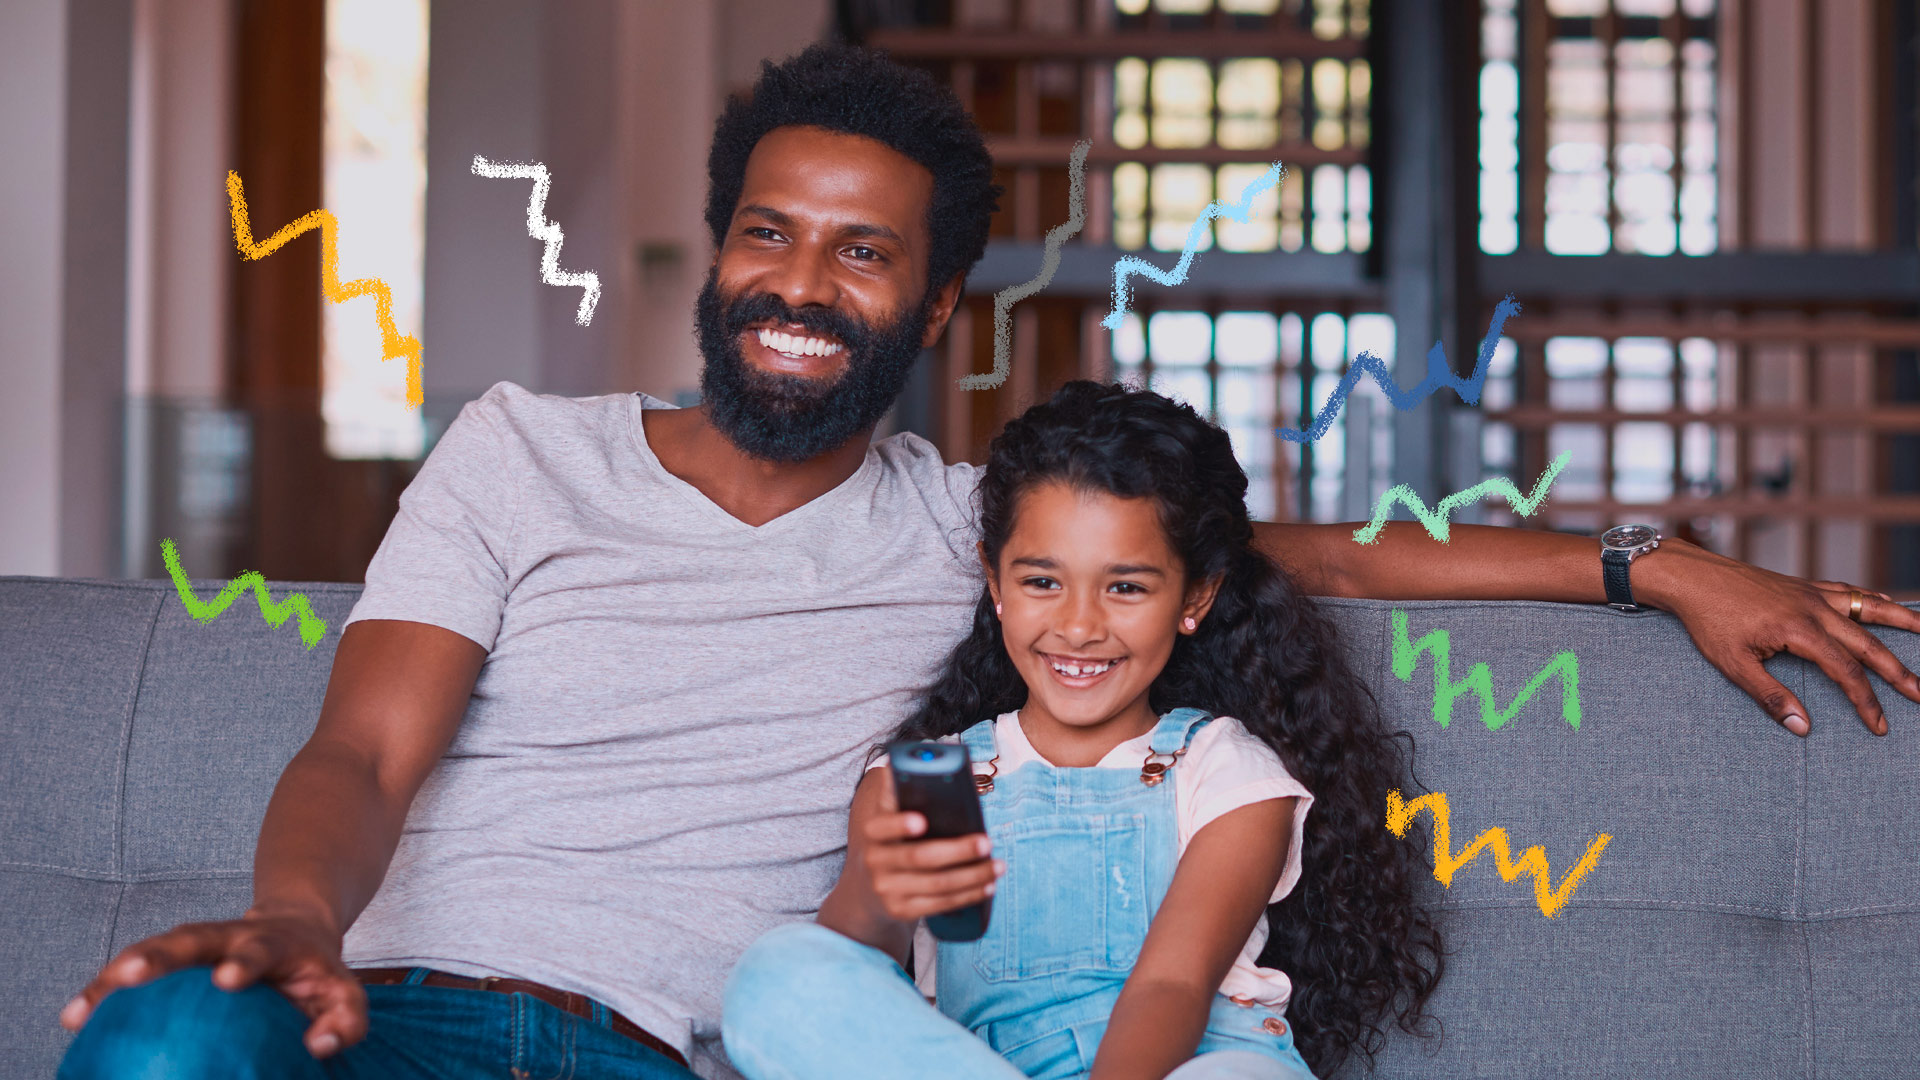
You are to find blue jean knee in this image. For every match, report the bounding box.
[58,966,323,1080]
[723,923,900,1062]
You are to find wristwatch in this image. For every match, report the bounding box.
[1600,524,1662,612]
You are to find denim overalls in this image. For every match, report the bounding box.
[934,708,1314,1080]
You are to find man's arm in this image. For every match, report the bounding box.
[59,619,486,1057]
[1257,520,1920,735]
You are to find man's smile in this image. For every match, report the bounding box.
[745,322,848,377]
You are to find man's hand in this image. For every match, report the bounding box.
[858,769,1003,924]
[1638,542,1920,736]
[59,908,365,1058]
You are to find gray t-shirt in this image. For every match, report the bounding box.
[340,382,981,1075]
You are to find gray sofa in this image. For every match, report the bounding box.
[4,576,1917,1078]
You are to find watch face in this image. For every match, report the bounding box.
[1602,524,1659,552]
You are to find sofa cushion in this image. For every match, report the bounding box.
[0,870,120,1074]
[0,581,161,875]
[121,583,355,876]
[1360,906,1802,1080]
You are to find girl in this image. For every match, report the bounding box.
[723,382,1441,1080]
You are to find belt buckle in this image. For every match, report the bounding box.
[475,975,504,992]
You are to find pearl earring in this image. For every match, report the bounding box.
[1182,617,1197,631]
[995,603,1003,616]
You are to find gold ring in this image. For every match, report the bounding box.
[1848,589,1865,622]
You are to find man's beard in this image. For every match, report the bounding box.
[695,271,930,464]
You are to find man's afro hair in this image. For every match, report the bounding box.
[704,42,1002,298]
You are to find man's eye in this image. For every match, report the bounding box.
[847,245,880,261]
[746,227,782,241]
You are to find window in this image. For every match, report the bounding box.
[1110,44,1371,255]
[321,0,429,459]
[1481,0,1718,255]
[1113,307,1393,522]
[1481,326,1734,545]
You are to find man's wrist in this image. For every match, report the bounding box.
[1619,536,1700,612]
[246,896,345,939]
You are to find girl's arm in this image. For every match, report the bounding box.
[1089,797,1298,1080]
[815,767,1001,967]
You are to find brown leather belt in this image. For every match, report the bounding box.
[353,967,688,1069]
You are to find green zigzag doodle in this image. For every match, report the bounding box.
[161,538,329,650]
[1392,608,1581,730]
[1353,452,1572,545]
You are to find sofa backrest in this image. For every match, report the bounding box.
[2,577,1916,1078]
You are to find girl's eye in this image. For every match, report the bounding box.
[1109,581,1146,595]
[1020,576,1059,591]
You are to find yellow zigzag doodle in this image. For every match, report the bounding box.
[226,171,423,408]
[1386,790,1611,918]
[161,539,329,650]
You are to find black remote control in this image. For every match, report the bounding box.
[886,739,992,942]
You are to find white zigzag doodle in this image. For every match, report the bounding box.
[471,155,603,326]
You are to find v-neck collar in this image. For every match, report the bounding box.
[625,392,883,536]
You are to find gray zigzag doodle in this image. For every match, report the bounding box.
[958,139,1092,391]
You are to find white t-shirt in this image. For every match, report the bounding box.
[342,383,985,1076]
[871,710,1313,1010]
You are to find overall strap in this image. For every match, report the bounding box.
[1139,707,1213,786]
[1148,707,1214,755]
[958,718,1001,793]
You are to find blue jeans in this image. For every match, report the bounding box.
[58,966,698,1080]
[722,923,1314,1080]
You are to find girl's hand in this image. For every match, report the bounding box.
[859,768,1004,924]
[815,769,1003,962]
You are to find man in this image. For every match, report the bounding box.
[57,43,1920,1080]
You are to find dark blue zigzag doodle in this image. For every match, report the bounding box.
[1278,295,1523,444]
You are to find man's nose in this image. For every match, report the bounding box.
[763,242,840,311]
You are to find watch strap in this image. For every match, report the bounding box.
[1602,549,1637,610]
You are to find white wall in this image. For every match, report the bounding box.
[421,0,545,432]
[0,0,132,579]
[0,0,68,576]
[421,0,831,420]
[126,0,231,401]
[56,0,134,580]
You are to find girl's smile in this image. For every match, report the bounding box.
[1040,652,1125,687]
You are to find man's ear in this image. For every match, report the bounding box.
[919,274,967,349]
[1181,574,1224,633]
[977,542,1001,609]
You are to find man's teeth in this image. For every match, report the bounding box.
[755,328,845,358]
[1051,659,1116,678]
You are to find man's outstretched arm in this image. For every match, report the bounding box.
[1256,520,1920,736]
[59,619,486,1057]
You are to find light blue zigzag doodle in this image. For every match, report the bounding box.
[1099,162,1285,330]
[1277,296,1523,444]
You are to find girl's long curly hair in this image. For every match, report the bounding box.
[894,381,1443,1074]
